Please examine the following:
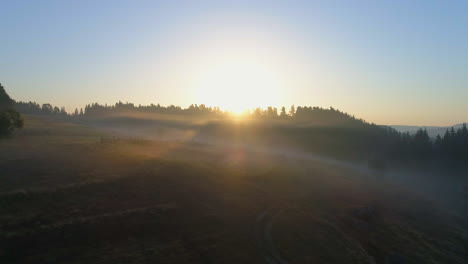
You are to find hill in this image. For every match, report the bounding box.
[391,123,467,138]
[1,115,467,263]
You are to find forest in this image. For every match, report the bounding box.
[13,99,468,166]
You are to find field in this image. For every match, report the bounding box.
[1,115,467,263]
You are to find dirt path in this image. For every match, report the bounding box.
[255,208,288,264]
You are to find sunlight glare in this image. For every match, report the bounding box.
[192,57,284,113]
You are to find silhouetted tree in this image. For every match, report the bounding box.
[266,107,278,119]
[280,106,287,119]
[0,83,23,135]
[60,107,67,116]
[434,134,443,152]
[53,106,60,115]
[288,105,295,117]
[412,128,431,157]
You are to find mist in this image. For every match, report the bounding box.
[2,1,468,262]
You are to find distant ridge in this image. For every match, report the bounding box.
[390,123,467,138]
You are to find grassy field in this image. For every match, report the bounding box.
[0,115,466,263]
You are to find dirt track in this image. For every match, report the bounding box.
[255,208,288,264]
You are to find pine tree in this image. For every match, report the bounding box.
[435,134,442,148]
[60,107,67,116]
[280,106,287,118]
[413,128,431,157]
[288,105,295,117]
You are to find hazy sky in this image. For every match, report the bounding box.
[1,0,467,125]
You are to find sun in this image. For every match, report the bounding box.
[191,58,284,114]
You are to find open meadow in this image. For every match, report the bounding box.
[1,115,466,264]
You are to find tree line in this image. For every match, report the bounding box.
[15,101,371,126]
[14,101,68,116]
[10,96,468,165]
[388,126,468,163]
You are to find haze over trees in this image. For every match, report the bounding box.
[10,99,468,166]
[3,90,467,263]
[2,88,468,264]
[14,101,68,116]
[14,100,384,126]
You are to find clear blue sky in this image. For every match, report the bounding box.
[1,0,467,125]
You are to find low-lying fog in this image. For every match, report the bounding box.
[79,113,467,217]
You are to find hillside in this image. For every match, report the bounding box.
[1,115,467,263]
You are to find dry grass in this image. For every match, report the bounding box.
[0,115,466,263]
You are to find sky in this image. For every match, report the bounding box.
[1,0,467,126]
